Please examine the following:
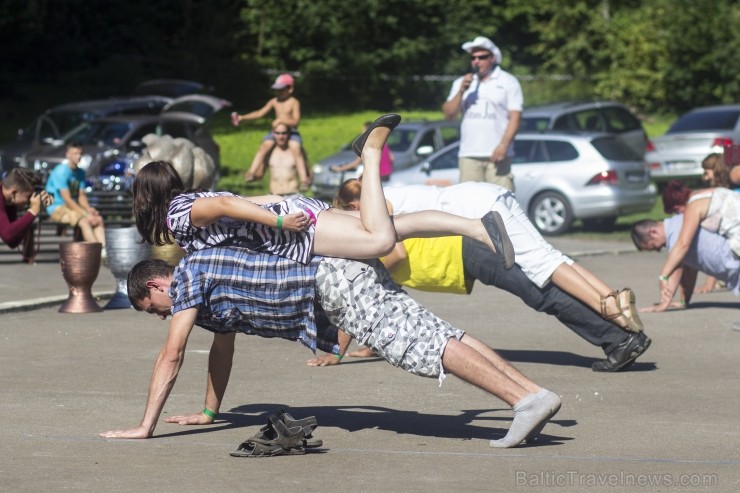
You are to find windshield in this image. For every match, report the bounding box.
[63,121,134,146]
[669,109,740,133]
[47,110,99,136]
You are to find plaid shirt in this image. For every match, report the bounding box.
[169,245,337,353]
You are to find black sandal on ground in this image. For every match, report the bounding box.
[230,411,323,457]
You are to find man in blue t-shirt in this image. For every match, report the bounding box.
[45,142,105,248]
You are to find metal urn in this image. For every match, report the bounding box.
[104,226,151,309]
[58,241,103,313]
[151,241,185,267]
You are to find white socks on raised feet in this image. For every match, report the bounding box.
[489,389,561,448]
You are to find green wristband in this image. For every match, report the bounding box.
[658,275,669,281]
[333,353,343,361]
[276,215,284,229]
[202,408,216,419]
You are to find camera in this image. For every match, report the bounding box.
[34,185,45,194]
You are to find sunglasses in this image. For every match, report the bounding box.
[470,54,492,61]
[273,131,289,135]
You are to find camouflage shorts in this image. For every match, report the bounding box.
[315,257,464,378]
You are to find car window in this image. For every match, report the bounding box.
[162,101,213,118]
[440,126,460,146]
[602,106,642,132]
[520,117,550,132]
[118,105,162,116]
[159,121,190,139]
[573,110,604,132]
[48,110,90,136]
[552,115,576,131]
[129,123,158,143]
[387,129,416,152]
[591,136,640,160]
[543,140,579,161]
[668,109,740,132]
[417,130,436,150]
[513,140,536,163]
[429,147,459,170]
[37,116,61,142]
[64,122,132,146]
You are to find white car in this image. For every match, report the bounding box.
[646,104,740,182]
[384,132,656,235]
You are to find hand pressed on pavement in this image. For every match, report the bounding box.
[164,412,215,426]
[305,354,341,367]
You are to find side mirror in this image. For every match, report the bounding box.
[417,145,434,157]
[421,162,431,175]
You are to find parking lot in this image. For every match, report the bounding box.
[1,236,738,492]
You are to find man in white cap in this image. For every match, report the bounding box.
[442,36,523,191]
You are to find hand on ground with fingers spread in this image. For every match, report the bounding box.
[306,354,341,367]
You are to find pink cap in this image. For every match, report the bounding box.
[271,74,294,90]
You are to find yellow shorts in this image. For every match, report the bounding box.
[49,205,85,227]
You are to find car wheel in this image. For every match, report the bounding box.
[529,191,573,236]
[582,217,617,232]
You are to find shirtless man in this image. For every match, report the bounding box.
[233,74,309,189]
[264,123,302,196]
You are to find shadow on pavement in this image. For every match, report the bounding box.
[495,348,656,372]
[151,404,577,447]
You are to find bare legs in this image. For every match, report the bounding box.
[550,263,643,331]
[442,336,560,447]
[311,115,400,258]
[78,217,105,245]
[306,320,560,447]
[244,140,272,182]
[393,212,499,253]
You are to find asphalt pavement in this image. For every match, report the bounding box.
[1,232,739,492]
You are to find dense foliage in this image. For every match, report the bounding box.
[1,0,738,115]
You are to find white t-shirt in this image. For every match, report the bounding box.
[447,66,523,158]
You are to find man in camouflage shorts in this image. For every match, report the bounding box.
[102,246,561,448]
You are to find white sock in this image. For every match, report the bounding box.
[489,392,557,448]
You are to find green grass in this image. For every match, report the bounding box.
[210,110,674,240]
[211,110,443,195]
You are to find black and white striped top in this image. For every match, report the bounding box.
[167,191,331,265]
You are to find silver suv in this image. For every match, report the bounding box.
[384,132,656,235]
[310,119,460,200]
[521,100,648,158]
[0,96,171,173]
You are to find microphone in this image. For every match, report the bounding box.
[470,65,480,75]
